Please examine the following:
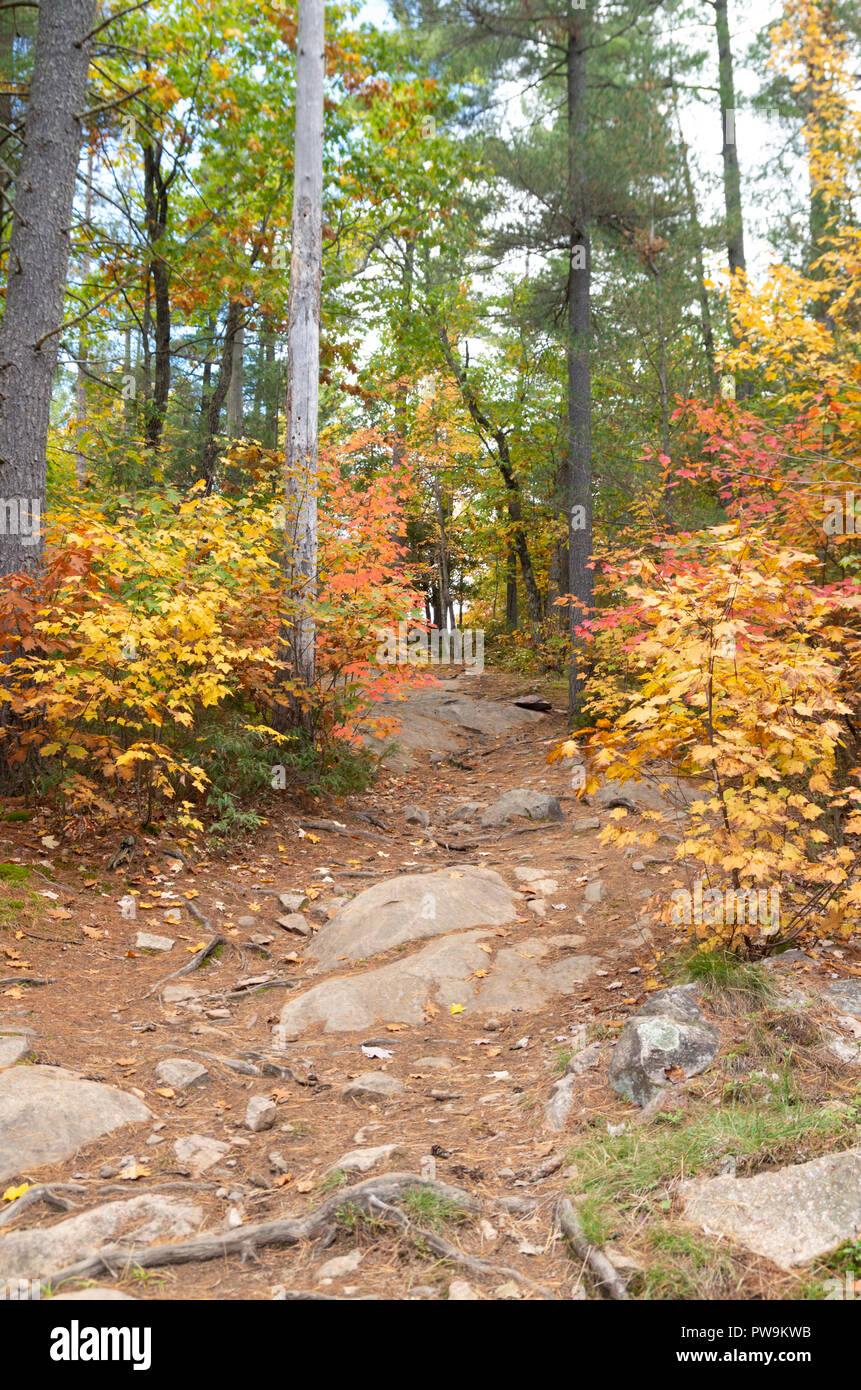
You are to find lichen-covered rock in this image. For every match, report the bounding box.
[609,987,717,1107]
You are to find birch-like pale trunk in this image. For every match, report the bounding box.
[0,0,97,579]
[282,0,324,698]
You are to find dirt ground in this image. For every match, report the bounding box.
[1,667,859,1301]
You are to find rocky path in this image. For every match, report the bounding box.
[0,669,859,1301]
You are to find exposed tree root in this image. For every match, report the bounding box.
[144,934,228,998]
[366,1194,555,1298]
[0,1183,84,1230]
[41,1173,482,1291]
[555,1197,629,1300]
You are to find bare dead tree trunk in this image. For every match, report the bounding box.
[143,139,174,449]
[281,0,325,705]
[226,323,245,435]
[0,0,97,580]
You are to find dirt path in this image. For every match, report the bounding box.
[0,669,858,1301]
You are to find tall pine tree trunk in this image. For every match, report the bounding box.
[281,0,324,703]
[0,0,97,579]
[566,9,593,713]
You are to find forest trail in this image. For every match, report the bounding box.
[0,668,859,1301]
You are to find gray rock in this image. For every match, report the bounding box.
[480,789,564,828]
[0,1066,150,1184]
[609,1010,718,1107]
[583,880,605,904]
[362,687,543,771]
[326,1144,398,1174]
[636,985,705,1026]
[683,1146,861,1269]
[595,776,702,813]
[825,980,861,1019]
[173,1134,229,1177]
[278,932,494,1034]
[545,1073,576,1131]
[0,1196,201,1284]
[566,1041,603,1075]
[450,803,484,822]
[0,1035,30,1069]
[236,915,258,929]
[413,1056,453,1070]
[448,1279,480,1300]
[404,805,430,827]
[154,1058,209,1091]
[307,866,518,968]
[162,983,203,1005]
[134,931,174,952]
[317,1248,363,1280]
[245,1096,277,1132]
[341,1072,404,1101]
[472,939,600,1015]
[276,912,311,937]
[570,817,601,833]
[278,892,308,913]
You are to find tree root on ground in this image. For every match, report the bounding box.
[40,1173,483,1291]
[555,1196,629,1300]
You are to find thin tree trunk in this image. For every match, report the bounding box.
[0,0,97,580]
[436,327,542,631]
[505,546,518,630]
[566,10,593,713]
[201,301,242,489]
[143,139,172,449]
[713,0,749,397]
[281,0,325,704]
[226,323,244,435]
[75,140,94,485]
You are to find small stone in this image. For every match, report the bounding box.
[631,861,646,873]
[494,1280,522,1299]
[172,1134,229,1177]
[134,931,174,952]
[448,1279,479,1300]
[278,892,308,913]
[326,1144,398,1175]
[206,1008,232,1020]
[571,817,601,833]
[526,899,547,918]
[237,915,257,929]
[245,1096,277,1132]
[565,1041,602,1075]
[404,805,430,827]
[155,1059,209,1090]
[431,1088,462,1101]
[268,1151,289,1174]
[342,1072,404,1101]
[583,880,605,904]
[317,1248,364,1280]
[250,933,274,946]
[276,913,311,937]
[99,1164,119,1179]
[485,1018,502,1031]
[413,1056,453,1070]
[308,901,330,923]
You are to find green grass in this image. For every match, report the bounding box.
[401,1187,469,1231]
[667,946,775,1000]
[0,863,30,883]
[633,1227,740,1300]
[566,1096,858,1233]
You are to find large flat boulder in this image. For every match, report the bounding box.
[0,1195,202,1285]
[682,1147,861,1269]
[480,789,563,828]
[276,931,493,1034]
[308,866,519,969]
[0,1066,151,1183]
[471,940,600,1014]
[362,687,542,769]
